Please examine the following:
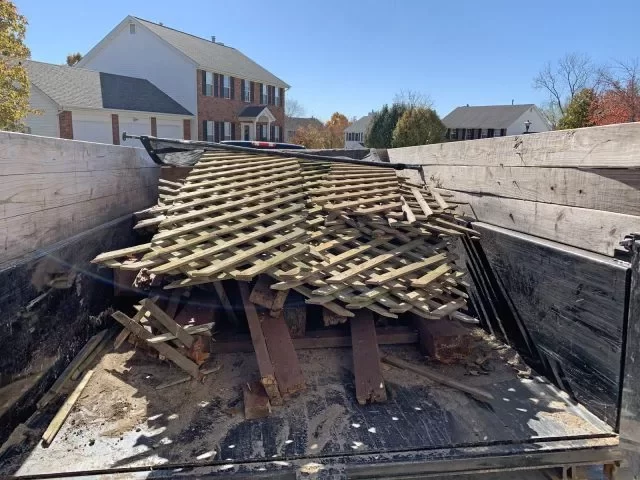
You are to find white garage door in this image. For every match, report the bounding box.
[157,119,183,140]
[120,118,151,147]
[72,114,112,144]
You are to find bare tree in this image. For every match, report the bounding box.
[533,53,595,117]
[393,90,433,109]
[285,98,306,118]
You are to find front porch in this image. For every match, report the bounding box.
[238,105,279,141]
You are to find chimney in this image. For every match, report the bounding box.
[211,35,216,42]
[512,99,514,105]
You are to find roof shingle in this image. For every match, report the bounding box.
[24,60,192,115]
[136,18,289,88]
[442,104,535,129]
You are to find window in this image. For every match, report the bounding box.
[222,75,230,99]
[224,121,231,140]
[205,120,214,142]
[261,84,268,104]
[273,125,280,141]
[466,128,473,140]
[487,128,494,138]
[449,128,458,140]
[243,80,251,102]
[274,87,281,107]
[501,128,507,137]
[205,72,213,96]
[481,129,487,139]
[129,23,136,34]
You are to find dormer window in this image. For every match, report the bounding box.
[129,23,136,34]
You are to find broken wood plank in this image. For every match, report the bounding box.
[414,317,472,363]
[261,310,306,397]
[239,282,283,406]
[381,353,494,403]
[411,187,433,217]
[155,364,222,390]
[147,323,214,344]
[350,310,387,405]
[323,309,347,326]
[141,299,194,348]
[250,275,277,309]
[243,380,272,420]
[111,311,201,378]
[70,328,118,380]
[42,370,94,447]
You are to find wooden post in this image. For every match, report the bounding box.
[350,311,387,405]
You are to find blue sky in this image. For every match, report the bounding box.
[15,0,639,121]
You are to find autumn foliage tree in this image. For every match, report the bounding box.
[291,112,350,148]
[589,60,640,126]
[0,1,31,131]
[66,52,82,66]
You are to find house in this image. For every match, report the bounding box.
[344,113,374,149]
[77,16,289,142]
[23,60,193,145]
[284,117,323,143]
[442,104,550,141]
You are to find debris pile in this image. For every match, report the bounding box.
[93,146,479,407]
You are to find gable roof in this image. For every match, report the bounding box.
[345,113,374,133]
[442,104,536,129]
[284,117,323,131]
[238,105,270,118]
[133,17,289,88]
[24,60,192,115]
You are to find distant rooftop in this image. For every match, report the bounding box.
[442,104,536,129]
[345,113,375,133]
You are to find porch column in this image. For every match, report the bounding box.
[267,120,272,140]
[253,120,257,140]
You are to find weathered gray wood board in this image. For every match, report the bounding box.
[438,189,640,256]
[470,222,630,426]
[0,132,158,267]
[426,166,640,216]
[388,122,640,168]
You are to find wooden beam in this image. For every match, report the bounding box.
[141,299,194,348]
[442,190,640,256]
[387,122,640,168]
[261,310,306,398]
[350,311,387,405]
[239,282,282,406]
[243,380,271,419]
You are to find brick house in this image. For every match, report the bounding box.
[77,16,289,142]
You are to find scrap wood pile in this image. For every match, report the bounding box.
[93,146,480,408]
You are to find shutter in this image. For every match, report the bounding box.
[258,83,263,103]
[279,87,284,107]
[230,76,235,100]
[213,121,219,142]
[250,81,255,103]
[240,79,245,101]
[213,74,219,97]
[201,71,207,95]
[270,86,275,105]
[202,120,207,141]
[231,122,236,140]
[270,125,275,141]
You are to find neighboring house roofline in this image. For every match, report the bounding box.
[29,83,60,110]
[62,105,193,118]
[77,16,198,69]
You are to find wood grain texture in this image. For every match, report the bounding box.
[0,186,157,267]
[261,310,306,397]
[440,189,640,256]
[388,122,640,168]
[426,166,640,216]
[471,222,630,426]
[350,310,387,405]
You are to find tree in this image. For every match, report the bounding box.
[393,90,433,109]
[291,112,350,148]
[556,88,595,130]
[533,53,595,127]
[0,1,30,132]
[324,112,349,148]
[285,98,305,118]
[590,59,640,125]
[391,107,445,148]
[66,52,82,66]
[365,103,408,148]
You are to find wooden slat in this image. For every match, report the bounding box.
[141,299,194,348]
[239,283,282,405]
[387,122,640,168]
[111,311,201,378]
[411,264,452,288]
[410,187,434,217]
[367,253,448,285]
[350,310,387,405]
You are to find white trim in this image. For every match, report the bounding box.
[65,105,194,119]
[238,106,276,123]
